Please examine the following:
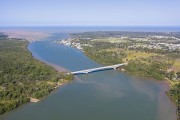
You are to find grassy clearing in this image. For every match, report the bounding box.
[105,48,156,62]
[167,79,180,87]
[173,59,180,72]
[91,37,128,43]
[122,50,157,62]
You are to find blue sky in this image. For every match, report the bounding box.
[0,0,180,26]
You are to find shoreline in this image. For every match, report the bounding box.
[0,30,51,42]
[29,80,68,103]
[26,42,72,103]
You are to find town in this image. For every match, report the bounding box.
[57,38,92,50]
[58,32,180,52]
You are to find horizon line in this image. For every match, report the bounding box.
[1,25,180,28]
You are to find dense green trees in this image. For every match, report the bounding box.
[0,37,73,115]
[83,42,173,80]
[84,47,122,65]
[125,59,172,80]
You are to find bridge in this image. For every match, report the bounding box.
[71,63,127,75]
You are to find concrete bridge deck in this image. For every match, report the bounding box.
[71,63,127,75]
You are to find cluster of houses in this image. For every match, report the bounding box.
[128,42,180,51]
[58,35,180,52]
[57,38,92,50]
[121,35,180,51]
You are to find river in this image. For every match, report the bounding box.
[0,32,177,120]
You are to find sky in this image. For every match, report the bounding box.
[0,0,180,26]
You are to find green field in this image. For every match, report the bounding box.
[91,37,128,43]
[174,59,180,72]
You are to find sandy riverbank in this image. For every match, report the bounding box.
[30,82,65,103]
[30,98,39,103]
[28,60,71,103]
[46,62,70,73]
[0,30,51,42]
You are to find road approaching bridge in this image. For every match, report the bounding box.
[71,63,127,75]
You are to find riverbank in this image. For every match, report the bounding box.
[29,80,69,103]
[23,34,74,103]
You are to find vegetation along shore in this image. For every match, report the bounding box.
[0,33,73,115]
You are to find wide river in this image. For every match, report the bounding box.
[0,33,177,120]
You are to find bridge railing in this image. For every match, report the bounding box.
[71,63,127,75]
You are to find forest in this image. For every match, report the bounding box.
[0,34,73,115]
